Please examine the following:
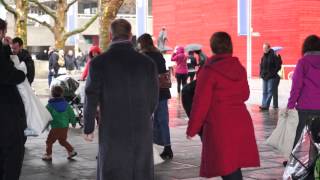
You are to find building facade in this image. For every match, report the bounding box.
[2,0,153,55]
[152,0,320,78]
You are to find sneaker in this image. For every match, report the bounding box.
[68,151,78,160]
[42,154,52,161]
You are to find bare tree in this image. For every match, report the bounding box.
[99,0,125,50]
[0,0,29,47]
[28,0,99,49]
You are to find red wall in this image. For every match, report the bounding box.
[153,0,320,77]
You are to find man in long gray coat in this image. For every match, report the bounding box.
[83,19,159,180]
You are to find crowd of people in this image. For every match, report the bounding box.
[1,16,320,180]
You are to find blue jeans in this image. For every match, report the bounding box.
[48,74,53,87]
[153,99,171,146]
[262,78,275,108]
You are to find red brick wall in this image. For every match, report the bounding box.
[153,0,320,77]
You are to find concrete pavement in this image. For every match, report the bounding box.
[20,78,292,180]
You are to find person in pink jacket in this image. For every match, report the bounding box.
[171,46,188,93]
[287,35,320,162]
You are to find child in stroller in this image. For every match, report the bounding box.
[50,75,84,127]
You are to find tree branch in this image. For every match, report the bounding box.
[66,0,78,13]
[27,16,54,33]
[64,13,99,38]
[0,0,17,17]
[29,0,57,21]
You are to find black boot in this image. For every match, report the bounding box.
[160,145,173,160]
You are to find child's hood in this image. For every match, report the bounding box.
[48,98,68,112]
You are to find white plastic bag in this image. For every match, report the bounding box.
[11,55,52,136]
[75,83,85,104]
[266,110,299,158]
[153,145,164,165]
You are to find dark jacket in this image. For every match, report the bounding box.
[187,54,197,70]
[144,51,171,100]
[0,42,26,147]
[48,51,59,76]
[64,54,77,70]
[260,49,282,80]
[84,41,158,180]
[17,49,35,84]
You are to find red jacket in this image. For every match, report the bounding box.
[187,54,260,177]
[81,46,101,80]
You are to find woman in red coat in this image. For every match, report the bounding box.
[186,32,260,179]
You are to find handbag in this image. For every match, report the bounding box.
[159,71,172,88]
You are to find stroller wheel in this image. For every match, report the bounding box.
[77,117,84,128]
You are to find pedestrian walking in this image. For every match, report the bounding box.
[171,46,188,94]
[76,51,85,70]
[194,49,207,67]
[11,37,35,85]
[64,50,77,74]
[187,51,197,83]
[186,32,260,179]
[285,35,320,175]
[272,51,282,109]
[157,27,168,52]
[42,85,77,161]
[259,43,282,110]
[137,33,173,160]
[83,19,159,180]
[48,46,59,86]
[80,46,101,81]
[0,18,27,180]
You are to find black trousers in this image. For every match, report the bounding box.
[222,169,243,180]
[293,110,320,149]
[272,76,280,108]
[292,110,320,180]
[188,72,196,83]
[175,73,188,93]
[0,141,25,180]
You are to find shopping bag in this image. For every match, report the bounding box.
[153,145,164,165]
[266,110,299,158]
[283,127,316,179]
[25,91,52,136]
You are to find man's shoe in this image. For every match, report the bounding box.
[259,106,269,111]
[160,146,173,160]
[160,151,173,160]
[273,106,279,109]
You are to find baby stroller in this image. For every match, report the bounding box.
[283,115,320,179]
[50,75,84,127]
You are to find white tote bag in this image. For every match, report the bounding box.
[11,55,52,136]
[266,110,299,158]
